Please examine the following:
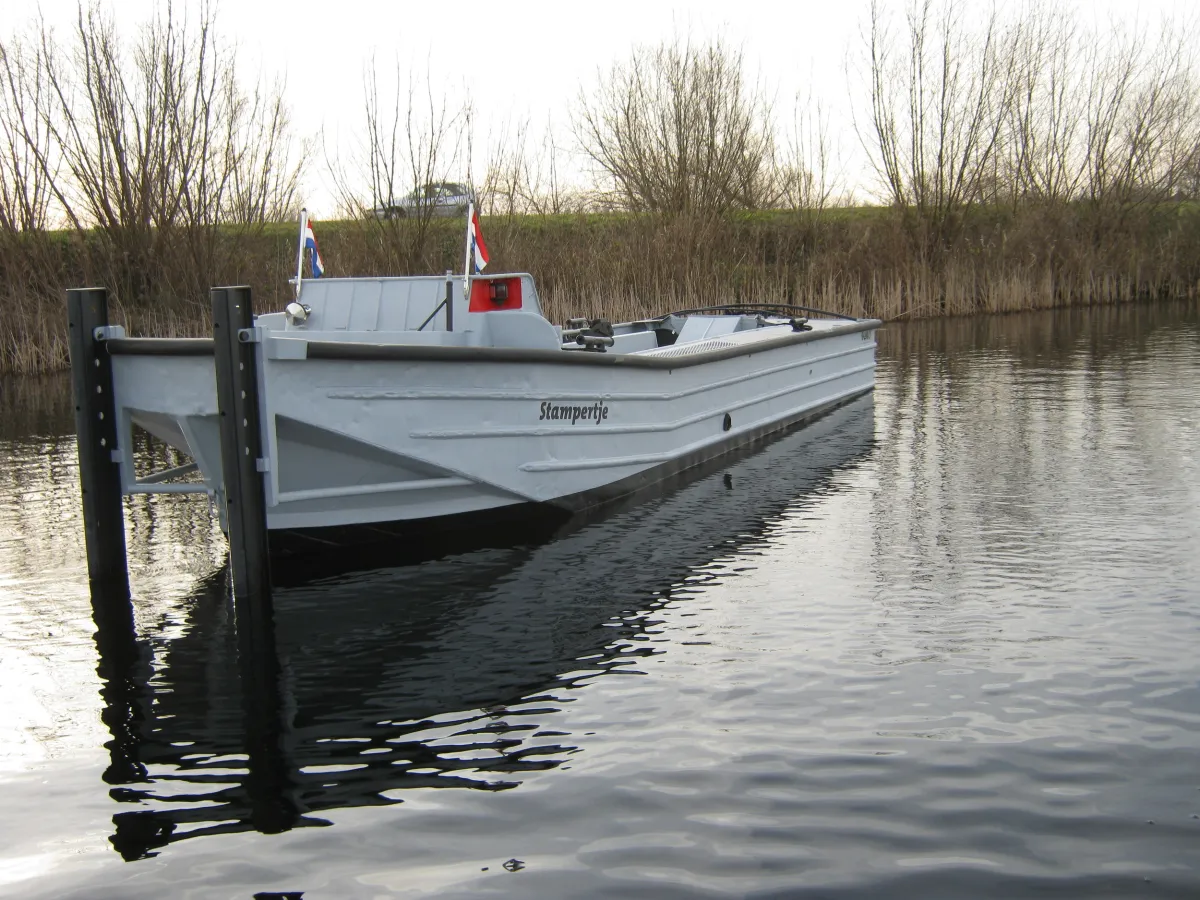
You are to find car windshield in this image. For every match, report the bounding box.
[402,183,470,204]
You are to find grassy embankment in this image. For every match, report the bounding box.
[3,203,1199,376]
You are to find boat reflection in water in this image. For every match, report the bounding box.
[92,395,875,861]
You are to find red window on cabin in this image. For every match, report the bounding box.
[469,277,523,312]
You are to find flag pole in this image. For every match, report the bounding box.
[293,208,308,301]
[461,201,474,303]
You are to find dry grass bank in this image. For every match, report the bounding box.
[3,204,1199,376]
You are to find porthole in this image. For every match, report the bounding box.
[722,413,732,432]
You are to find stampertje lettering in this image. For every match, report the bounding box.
[538,401,610,424]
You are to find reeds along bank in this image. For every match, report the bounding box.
[3,203,1200,376]
[6,3,1200,374]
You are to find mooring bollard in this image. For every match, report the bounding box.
[67,287,131,595]
[211,285,272,607]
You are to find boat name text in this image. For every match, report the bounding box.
[539,401,610,424]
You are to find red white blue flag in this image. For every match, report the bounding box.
[304,218,324,278]
[469,205,488,273]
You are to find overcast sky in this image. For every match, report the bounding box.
[6,0,1196,213]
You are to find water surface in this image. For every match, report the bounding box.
[1,303,1198,897]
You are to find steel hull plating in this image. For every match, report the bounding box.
[109,316,878,539]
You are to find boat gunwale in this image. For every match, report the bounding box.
[106,337,216,356]
[106,318,880,368]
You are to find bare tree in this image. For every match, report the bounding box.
[574,37,777,215]
[352,60,467,218]
[479,115,580,217]
[10,2,300,303]
[1094,24,1200,207]
[778,93,838,217]
[862,0,1013,247]
[1000,10,1200,215]
[0,28,55,234]
[326,59,471,271]
[221,77,303,226]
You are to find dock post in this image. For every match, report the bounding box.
[211,286,296,833]
[239,609,298,835]
[211,286,272,604]
[66,287,130,596]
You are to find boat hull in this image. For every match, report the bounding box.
[264,386,870,564]
[109,320,878,540]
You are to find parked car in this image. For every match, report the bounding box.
[371,182,474,219]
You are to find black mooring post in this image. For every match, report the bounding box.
[211,286,295,834]
[240,612,299,835]
[211,286,272,604]
[67,287,130,595]
[90,579,150,789]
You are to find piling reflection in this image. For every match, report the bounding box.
[88,396,876,861]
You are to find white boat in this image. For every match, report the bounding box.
[104,270,879,553]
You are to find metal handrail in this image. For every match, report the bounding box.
[665,303,859,321]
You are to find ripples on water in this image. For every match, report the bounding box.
[0,304,1198,898]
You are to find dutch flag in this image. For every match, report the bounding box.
[304,218,324,278]
[469,205,488,273]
